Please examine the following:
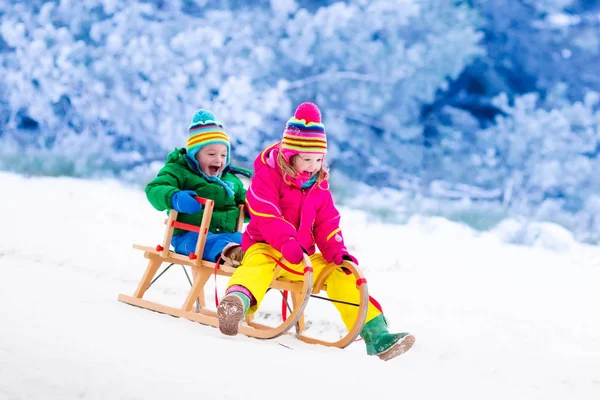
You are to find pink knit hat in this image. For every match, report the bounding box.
[280,102,327,163]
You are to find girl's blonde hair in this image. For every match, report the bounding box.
[277,151,328,186]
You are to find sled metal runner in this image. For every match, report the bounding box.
[118,196,369,348]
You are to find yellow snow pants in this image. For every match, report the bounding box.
[227,243,382,330]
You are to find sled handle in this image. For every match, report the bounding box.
[192,195,211,205]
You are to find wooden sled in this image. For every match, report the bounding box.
[118,196,369,348]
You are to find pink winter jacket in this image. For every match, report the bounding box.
[242,142,349,262]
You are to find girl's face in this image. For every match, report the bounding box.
[291,153,323,180]
[196,144,228,176]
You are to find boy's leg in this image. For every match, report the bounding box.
[171,232,199,256]
[172,232,242,262]
[219,232,244,266]
[203,232,242,262]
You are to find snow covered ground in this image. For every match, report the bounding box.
[1,171,599,400]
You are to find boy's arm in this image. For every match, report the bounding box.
[245,167,298,251]
[145,166,184,211]
[234,181,247,205]
[313,190,349,263]
[228,164,253,179]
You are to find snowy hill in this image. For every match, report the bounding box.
[1,171,599,400]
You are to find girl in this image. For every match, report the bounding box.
[217,102,415,360]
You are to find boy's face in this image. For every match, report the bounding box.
[196,144,228,176]
[291,153,323,180]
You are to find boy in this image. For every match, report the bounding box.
[145,109,246,266]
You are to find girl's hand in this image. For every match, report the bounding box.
[333,253,358,266]
[281,238,303,264]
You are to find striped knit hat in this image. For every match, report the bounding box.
[186,109,230,168]
[280,102,327,163]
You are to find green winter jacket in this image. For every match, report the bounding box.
[145,148,247,236]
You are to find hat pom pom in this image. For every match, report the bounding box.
[294,102,321,123]
[191,109,216,124]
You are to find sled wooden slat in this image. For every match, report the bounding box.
[118,249,312,339]
[236,204,246,232]
[119,196,369,348]
[118,276,311,340]
[160,211,177,258]
[193,198,214,267]
[117,294,309,339]
[131,246,237,276]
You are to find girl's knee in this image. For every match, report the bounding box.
[244,243,279,260]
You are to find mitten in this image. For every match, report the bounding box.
[280,238,304,264]
[171,190,202,214]
[333,253,359,266]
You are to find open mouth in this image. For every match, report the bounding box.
[208,166,221,175]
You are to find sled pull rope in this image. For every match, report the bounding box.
[263,255,383,316]
[282,290,289,321]
[262,253,313,275]
[278,293,382,323]
[214,255,223,308]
